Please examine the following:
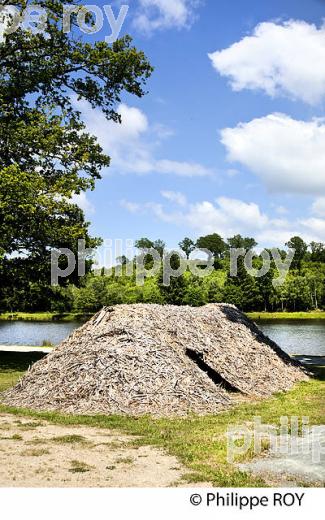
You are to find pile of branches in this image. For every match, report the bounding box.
[2,304,308,417]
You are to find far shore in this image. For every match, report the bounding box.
[0,312,92,323]
[248,311,325,320]
[1,309,325,322]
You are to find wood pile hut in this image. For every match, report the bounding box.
[2,304,308,416]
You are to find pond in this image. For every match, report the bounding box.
[0,319,324,356]
[0,321,81,346]
[258,320,325,356]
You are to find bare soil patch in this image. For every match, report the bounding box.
[0,413,193,487]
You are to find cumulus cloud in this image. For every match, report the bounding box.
[153,159,211,177]
[300,217,325,237]
[121,193,325,245]
[221,113,325,194]
[74,98,212,178]
[209,20,325,104]
[180,198,287,241]
[133,0,200,34]
[311,197,325,217]
[120,200,143,213]
[71,192,95,214]
[161,190,187,206]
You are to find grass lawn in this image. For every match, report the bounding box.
[0,312,92,322]
[0,352,46,393]
[0,351,324,487]
[247,311,325,320]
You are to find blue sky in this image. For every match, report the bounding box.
[73,0,325,256]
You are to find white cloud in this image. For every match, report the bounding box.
[221,113,325,194]
[300,217,325,238]
[181,198,280,240]
[274,205,289,215]
[133,0,200,34]
[161,190,187,206]
[209,20,325,105]
[120,199,142,213]
[71,192,95,214]
[121,194,325,246]
[74,98,212,178]
[153,159,211,177]
[311,197,325,217]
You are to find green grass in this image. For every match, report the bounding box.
[2,310,324,322]
[0,433,23,441]
[247,311,325,320]
[15,421,43,430]
[115,456,134,465]
[69,460,93,473]
[41,340,54,347]
[0,312,91,323]
[50,434,88,445]
[0,351,324,487]
[0,351,46,392]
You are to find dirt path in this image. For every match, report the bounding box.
[0,413,191,487]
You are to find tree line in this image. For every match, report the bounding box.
[1,233,325,313]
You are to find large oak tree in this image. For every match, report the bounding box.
[0,0,152,308]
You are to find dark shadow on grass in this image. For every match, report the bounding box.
[299,364,325,382]
[292,356,325,381]
[0,351,47,372]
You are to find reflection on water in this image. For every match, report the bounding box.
[258,320,325,356]
[0,321,80,346]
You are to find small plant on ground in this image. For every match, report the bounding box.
[20,448,50,457]
[50,434,88,444]
[115,457,134,465]
[69,460,93,473]
[0,433,23,441]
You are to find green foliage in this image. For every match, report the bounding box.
[183,276,207,307]
[0,0,152,305]
[116,256,130,266]
[134,238,164,270]
[224,257,263,311]
[135,238,155,251]
[153,239,166,258]
[227,234,257,250]
[256,268,276,312]
[157,253,188,305]
[4,251,325,313]
[179,237,195,259]
[196,233,227,261]
[286,236,308,271]
[3,228,325,313]
[310,242,325,262]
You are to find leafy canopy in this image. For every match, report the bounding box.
[0,0,152,272]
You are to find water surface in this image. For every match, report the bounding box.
[258,319,325,356]
[0,321,80,346]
